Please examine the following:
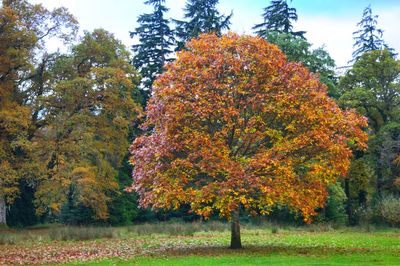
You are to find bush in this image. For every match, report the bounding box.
[376,195,400,227]
[354,206,374,226]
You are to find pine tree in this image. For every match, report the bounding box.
[253,0,305,38]
[352,5,391,61]
[174,0,232,50]
[130,0,174,102]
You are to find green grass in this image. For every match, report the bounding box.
[1,222,399,265]
[84,253,400,266]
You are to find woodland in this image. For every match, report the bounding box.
[0,0,399,264]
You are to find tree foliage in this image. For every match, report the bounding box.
[339,49,400,199]
[174,0,232,50]
[253,0,305,39]
[32,29,142,220]
[265,32,337,97]
[0,0,77,225]
[130,0,175,102]
[129,33,368,238]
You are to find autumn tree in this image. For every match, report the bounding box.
[174,0,232,50]
[0,0,77,227]
[130,0,175,102]
[253,0,305,39]
[32,29,141,221]
[129,33,368,248]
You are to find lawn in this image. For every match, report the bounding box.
[0,222,399,265]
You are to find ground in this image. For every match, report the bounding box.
[0,222,399,265]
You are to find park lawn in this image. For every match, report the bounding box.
[85,252,400,266]
[1,223,400,265]
[68,227,400,266]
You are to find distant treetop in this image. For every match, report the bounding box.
[253,0,305,39]
[174,0,232,50]
[351,5,393,62]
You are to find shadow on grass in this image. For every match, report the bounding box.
[149,245,372,258]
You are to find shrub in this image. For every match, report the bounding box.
[376,195,400,227]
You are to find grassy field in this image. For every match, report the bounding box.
[0,222,399,265]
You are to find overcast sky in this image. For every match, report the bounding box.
[29,0,400,68]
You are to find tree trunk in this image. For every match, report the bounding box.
[0,194,6,227]
[230,208,242,249]
[344,179,353,225]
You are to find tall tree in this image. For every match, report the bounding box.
[253,0,305,39]
[352,5,391,61]
[0,0,77,227]
[339,49,400,198]
[174,0,232,50]
[32,29,142,220]
[129,33,368,249]
[130,0,175,102]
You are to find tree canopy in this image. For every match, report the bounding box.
[339,49,400,197]
[129,33,368,248]
[0,0,77,226]
[31,29,142,220]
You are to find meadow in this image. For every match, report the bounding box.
[1,222,399,265]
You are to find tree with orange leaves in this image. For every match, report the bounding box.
[129,33,368,248]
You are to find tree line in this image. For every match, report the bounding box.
[0,0,399,228]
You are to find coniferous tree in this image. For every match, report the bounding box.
[130,0,174,102]
[174,0,232,50]
[352,5,391,61]
[253,0,305,38]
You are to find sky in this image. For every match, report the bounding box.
[28,0,400,68]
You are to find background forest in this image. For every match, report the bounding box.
[0,0,399,229]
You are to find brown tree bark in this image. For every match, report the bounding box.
[0,194,6,227]
[230,208,242,249]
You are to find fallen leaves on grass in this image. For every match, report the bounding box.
[0,230,398,265]
[0,239,141,265]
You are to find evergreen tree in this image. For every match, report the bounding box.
[174,0,232,50]
[352,5,391,61]
[107,157,139,226]
[253,0,305,38]
[130,0,174,102]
